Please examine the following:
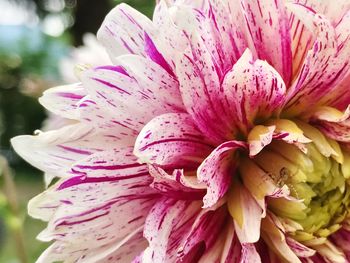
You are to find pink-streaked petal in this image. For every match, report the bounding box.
[142,197,202,262]
[36,220,147,263]
[97,3,155,58]
[288,2,315,79]
[39,83,87,119]
[198,140,247,208]
[11,124,124,182]
[78,96,139,139]
[227,179,263,243]
[287,0,350,80]
[220,49,286,136]
[209,0,248,67]
[241,243,262,263]
[286,237,316,258]
[97,3,176,77]
[28,147,156,221]
[36,195,155,260]
[266,119,312,153]
[221,220,262,263]
[329,73,350,110]
[28,149,159,262]
[311,106,350,142]
[177,204,228,261]
[148,165,205,200]
[240,0,292,84]
[176,33,231,143]
[220,221,242,263]
[284,5,350,116]
[292,0,350,25]
[315,9,350,108]
[116,54,184,111]
[248,121,311,156]
[134,113,213,168]
[312,240,347,263]
[152,1,190,59]
[82,65,181,132]
[332,226,350,259]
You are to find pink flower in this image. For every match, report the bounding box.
[11,0,350,262]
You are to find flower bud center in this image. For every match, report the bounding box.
[246,121,350,242]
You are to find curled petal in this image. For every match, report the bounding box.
[239,158,290,216]
[148,165,205,200]
[311,106,350,143]
[286,237,316,258]
[248,125,276,156]
[198,141,247,208]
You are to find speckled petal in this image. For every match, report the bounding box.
[134,113,213,167]
[198,140,247,208]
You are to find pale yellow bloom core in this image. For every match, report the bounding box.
[229,120,350,248]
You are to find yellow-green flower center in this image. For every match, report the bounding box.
[250,121,350,243]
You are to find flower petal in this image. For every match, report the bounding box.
[28,147,156,220]
[10,124,123,181]
[82,65,180,132]
[227,178,263,243]
[198,140,247,208]
[97,3,155,58]
[284,5,350,116]
[116,54,184,111]
[220,49,286,136]
[239,158,290,216]
[148,165,205,200]
[142,197,202,262]
[176,33,230,143]
[261,215,302,263]
[286,237,316,258]
[177,204,228,260]
[240,0,292,83]
[134,113,213,168]
[312,240,347,263]
[28,148,159,262]
[247,125,276,156]
[311,106,350,143]
[332,226,350,260]
[39,83,87,119]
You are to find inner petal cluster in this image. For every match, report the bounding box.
[228,119,350,248]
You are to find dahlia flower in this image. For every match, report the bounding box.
[11,0,350,262]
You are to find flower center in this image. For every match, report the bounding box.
[234,120,350,243]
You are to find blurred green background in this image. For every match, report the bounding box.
[0,1,155,262]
